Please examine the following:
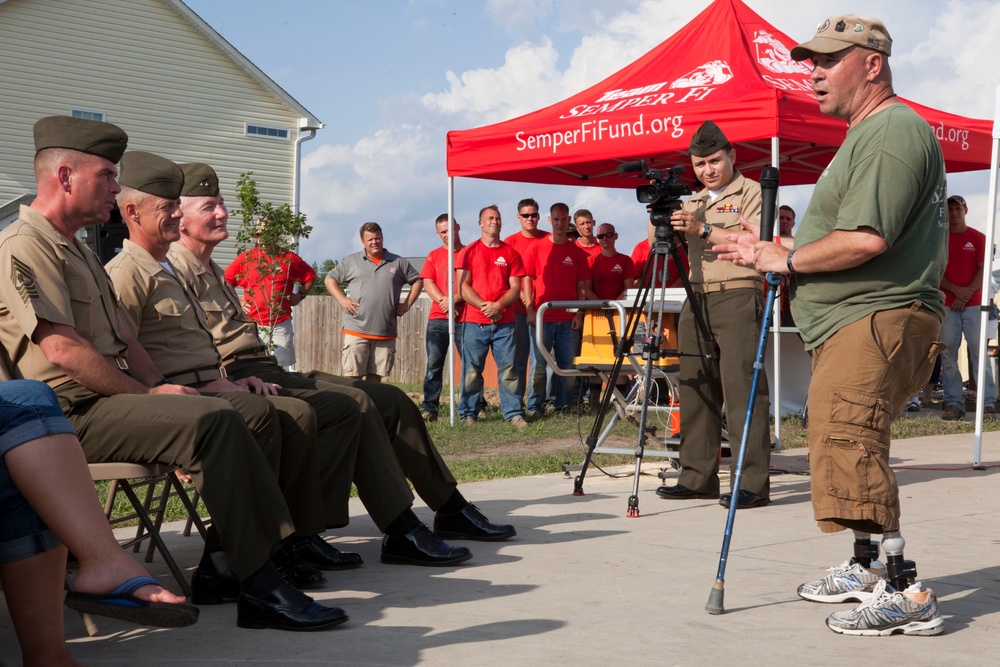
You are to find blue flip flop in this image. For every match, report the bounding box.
[65,575,199,628]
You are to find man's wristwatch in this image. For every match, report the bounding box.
[699,223,712,239]
[786,249,797,275]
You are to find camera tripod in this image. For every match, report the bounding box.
[571,222,718,517]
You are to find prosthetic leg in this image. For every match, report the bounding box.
[882,531,918,590]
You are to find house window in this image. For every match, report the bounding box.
[70,108,106,122]
[245,124,290,140]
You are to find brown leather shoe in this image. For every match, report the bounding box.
[941,404,966,421]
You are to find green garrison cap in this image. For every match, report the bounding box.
[178,163,220,197]
[118,151,184,199]
[33,115,128,163]
[688,120,731,158]
[791,14,892,61]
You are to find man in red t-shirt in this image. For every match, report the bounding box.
[503,197,550,409]
[630,237,689,289]
[939,195,994,419]
[420,214,465,421]
[225,240,316,369]
[590,223,638,300]
[573,209,601,259]
[457,205,528,427]
[522,203,593,416]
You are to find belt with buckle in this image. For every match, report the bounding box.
[696,279,762,294]
[166,366,227,386]
[222,346,275,368]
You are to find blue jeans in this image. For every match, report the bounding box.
[460,322,522,421]
[422,319,463,415]
[527,320,577,413]
[513,313,530,406]
[940,306,996,408]
[1,380,75,563]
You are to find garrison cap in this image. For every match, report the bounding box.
[688,121,731,158]
[118,151,184,199]
[791,15,892,61]
[178,162,220,197]
[33,115,128,163]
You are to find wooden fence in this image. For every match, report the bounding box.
[293,295,499,387]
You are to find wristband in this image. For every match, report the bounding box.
[699,223,712,240]
[786,249,797,275]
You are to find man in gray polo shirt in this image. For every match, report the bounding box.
[325,223,422,382]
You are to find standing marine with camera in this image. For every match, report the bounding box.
[655,120,772,510]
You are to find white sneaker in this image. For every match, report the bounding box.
[797,558,887,603]
[826,580,944,636]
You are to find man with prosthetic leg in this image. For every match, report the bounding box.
[718,15,945,636]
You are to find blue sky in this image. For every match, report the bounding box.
[183,0,1000,266]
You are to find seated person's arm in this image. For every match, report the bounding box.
[35,321,194,396]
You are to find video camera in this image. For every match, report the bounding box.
[617,160,692,226]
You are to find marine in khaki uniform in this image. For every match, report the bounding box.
[655,120,772,509]
[105,151,357,594]
[0,116,346,631]
[171,162,516,564]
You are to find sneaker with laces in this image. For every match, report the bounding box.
[825,580,944,636]
[797,557,887,603]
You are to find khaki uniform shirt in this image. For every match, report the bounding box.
[168,243,262,361]
[0,206,127,386]
[682,171,762,285]
[106,240,220,378]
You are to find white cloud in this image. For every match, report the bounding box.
[299,0,1000,266]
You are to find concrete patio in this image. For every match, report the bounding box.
[1,431,997,666]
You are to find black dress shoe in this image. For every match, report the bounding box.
[296,535,364,571]
[191,565,241,605]
[655,484,720,500]
[271,542,327,589]
[236,582,348,631]
[381,524,473,566]
[719,490,769,509]
[434,503,516,542]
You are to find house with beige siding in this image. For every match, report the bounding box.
[0,0,322,266]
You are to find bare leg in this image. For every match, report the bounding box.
[4,433,184,603]
[0,546,84,667]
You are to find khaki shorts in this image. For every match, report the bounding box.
[342,334,396,377]
[807,303,943,533]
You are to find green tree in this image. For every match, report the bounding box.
[232,172,314,351]
[310,259,338,295]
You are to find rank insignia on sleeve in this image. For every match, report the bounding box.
[11,256,39,304]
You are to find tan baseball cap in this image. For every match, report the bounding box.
[790,15,892,61]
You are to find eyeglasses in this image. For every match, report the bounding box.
[519,212,539,218]
[595,232,615,240]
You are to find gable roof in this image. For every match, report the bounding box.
[163,0,322,129]
[447,0,991,188]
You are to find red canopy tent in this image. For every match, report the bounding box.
[439,0,995,428]
[446,0,992,189]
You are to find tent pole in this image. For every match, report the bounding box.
[973,86,1000,468]
[770,135,782,451]
[447,177,456,426]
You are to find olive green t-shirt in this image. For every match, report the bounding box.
[791,103,947,349]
